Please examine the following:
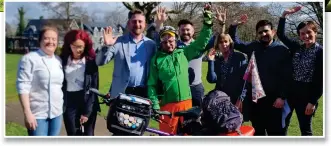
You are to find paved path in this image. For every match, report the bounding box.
[5,102,112,136]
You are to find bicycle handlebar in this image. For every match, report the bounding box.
[89,88,107,98]
[89,88,114,105]
[89,88,172,118]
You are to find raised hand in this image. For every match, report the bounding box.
[204,3,212,11]
[215,6,227,24]
[282,6,302,17]
[232,14,248,26]
[103,26,118,46]
[208,48,216,61]
[155,6,168,25]
[203,3,213,26]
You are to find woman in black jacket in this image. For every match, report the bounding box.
[206,7,251,121]
[277,6,323,136]
[60,30,100,136]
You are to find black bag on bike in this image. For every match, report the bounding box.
[201,90,243,134]
[106,93,152,136]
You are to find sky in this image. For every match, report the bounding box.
[5,2,287,26]
[5,2,175,25]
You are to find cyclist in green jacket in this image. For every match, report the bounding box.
[147,4,215,134]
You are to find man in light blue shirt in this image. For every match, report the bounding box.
[96,9,157,98]
[127,35,148,87]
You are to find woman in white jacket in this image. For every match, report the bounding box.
[16,25,64,136]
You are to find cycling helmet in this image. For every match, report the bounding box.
[159,26,178,41]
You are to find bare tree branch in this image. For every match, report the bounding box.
[122,2,134,10]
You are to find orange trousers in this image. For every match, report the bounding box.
[159,99,192,135]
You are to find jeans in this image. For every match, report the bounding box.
[27,115,62,136]
[190,83,205,107]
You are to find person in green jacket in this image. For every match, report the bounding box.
[147,4,214,134]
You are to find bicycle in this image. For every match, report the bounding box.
[89,88,254,136]
[89,88,174,136]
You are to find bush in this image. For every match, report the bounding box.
[55,47,62,56]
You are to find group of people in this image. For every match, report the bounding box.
[16,4,322,136]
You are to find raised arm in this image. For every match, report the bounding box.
[203,6,227,52]
[95,26,118,66]
[228,14,253,55]
[216,6,227,34]
[147,56,161,110]
[206,48,217,83]
[277,6,302,54]
[154,6,168,33]
[183,4,214,61]
[151,7,169,49]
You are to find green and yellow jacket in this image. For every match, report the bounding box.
[147,24,212,110]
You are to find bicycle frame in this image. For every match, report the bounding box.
[89,88,254,136]
[145,127,173,136]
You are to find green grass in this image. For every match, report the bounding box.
[6,122,28,136]
[0,0,3,12]
[327,2,331,12]
[5,54,22,103]
[5,53,323,136]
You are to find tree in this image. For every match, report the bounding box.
[122,2,181,24]
[123,2,161,24]
[16,7,26,36]
[104,6,129,27]
[6,22,15,37]
[268,2,323,42]
[169,2,276,42]
[40,2,88,31]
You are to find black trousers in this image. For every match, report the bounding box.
[284,98,316,136]
[190,83,205,107]
[63,90,97,136]
[125,86,147,98]
[250,97,285,136]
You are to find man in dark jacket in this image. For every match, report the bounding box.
[229,15,292,136]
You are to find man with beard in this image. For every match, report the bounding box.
[95,9,157,98]
[153,7,215,107]
[228,15,292,136]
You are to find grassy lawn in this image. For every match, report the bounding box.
[5,122,28,136]
[0,0,3,12]
[5,53,323,136]
[327,1,331,12]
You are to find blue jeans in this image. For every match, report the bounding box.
[27,115,62,136]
